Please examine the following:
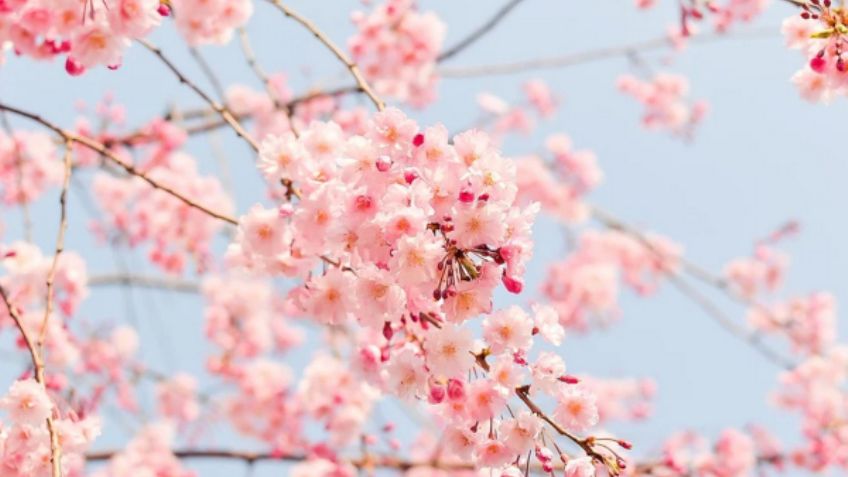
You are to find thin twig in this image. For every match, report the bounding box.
[188,47,226,101]
[137,39,260,152]
[38,139,73,348]
[236,27,299,136]
[439,26,778,77]
[265,0,385,111]
[437,0,528,62]
[87,273,200,293]
[0,103,238,225]
[589,205,795,369]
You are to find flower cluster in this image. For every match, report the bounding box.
[0,0,164,73]
[542,230,681,331]
[92,141,233,275]
[638,0,768,36]
[0,130,63,205]
[475,80,559,140]
[91,422,192,477]
[782,4,848,103]
[348,0,446,106]
[617,73,709,138]
[170,0,253,46]
[0,379,100,477]
[515,134,601,223]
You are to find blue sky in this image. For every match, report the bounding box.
[1,1,846,475]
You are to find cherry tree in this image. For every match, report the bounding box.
[0,0,844,476]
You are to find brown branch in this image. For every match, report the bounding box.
[265,0,385,111]
[0,286,63,477]
[38,139,73,348]
[439,26,778,77]
[438,0,528,62]
[87,273,200,293]
[84,449,478,471]
[188,47,226,101]
[0,103,238,226]
[589,205,795,369]
[137,39,260,152]
[236,26,300,136]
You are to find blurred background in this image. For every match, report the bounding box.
[0,0,845,475]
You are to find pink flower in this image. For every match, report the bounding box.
[156,373,200,423]
[387,346,428,399]
[424,323,475,377]
[1,379,53,424]
[501,411,543,453]
[564,456,596,477]
[71,21,130,68]
[475,437,513,467]
[553,388,599,433]
[466,379,508,421]
[303,268,358,324]
[483,306,534,354]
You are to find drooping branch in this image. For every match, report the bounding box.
[0,103,238,225]
[265,0,385,112]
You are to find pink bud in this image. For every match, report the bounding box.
[65,57,85,76]
[382,321,394,341]
[157,3,171,16]
[278,203,294,218]
[559,375,580,384]
[458,189,475,203]
[354,194,373,211]
[810,56,827,73]
[376,155,392,172]
[412,133,424,147]
[404,169,418,184]
[502,274,524,294]
[447,378,465,401]
[428,384,446,403]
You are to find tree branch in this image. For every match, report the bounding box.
[0,103,238,225]
[137,39,260,152]
[438,0,528,62]
[265,0,385,112]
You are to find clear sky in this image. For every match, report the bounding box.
[1,1,846,475]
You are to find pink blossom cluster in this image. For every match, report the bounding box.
[515,134,602,223]
[0,379,100,477]
[724,244,789,299]
[617,73,709,138]
[202,275,303,370]
[91,422,193,477]
[0,130,63,205]
[475,80,559,140]
[170,0,253,46]
[782,6,848,103]
[348,0,446,106]
[774,347,848,470]
[91,130,233,274]
[0,0,163,73]
[0,241,88,324]
[542,230,681,331]
[637,0,769,36]
[653,427,779,477]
